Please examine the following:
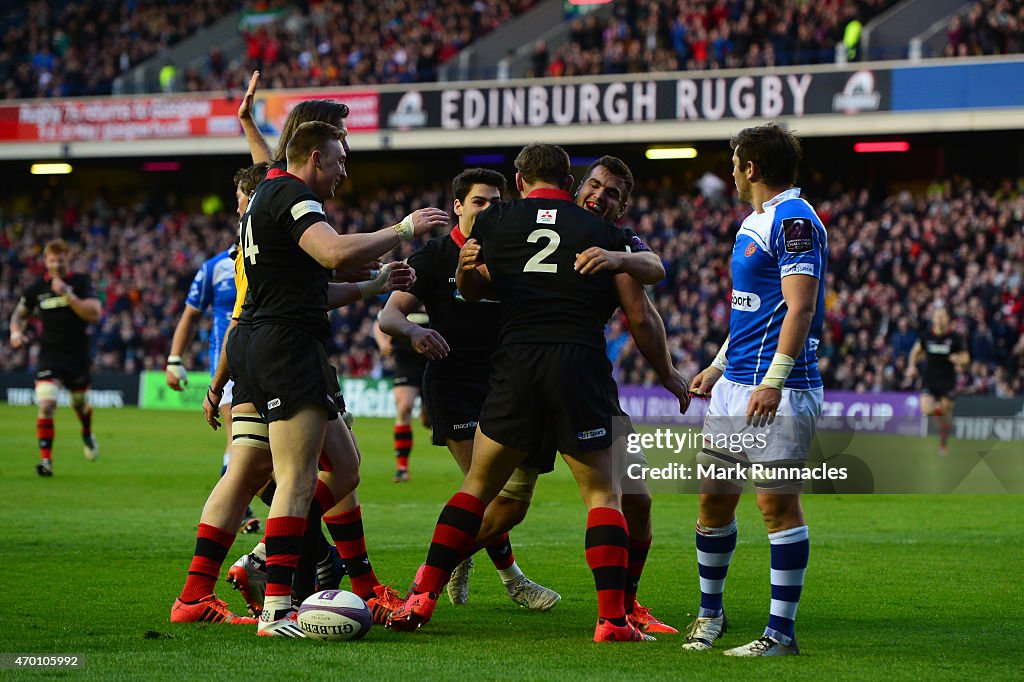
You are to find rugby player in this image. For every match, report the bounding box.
[907,306,969,456]
[685,123,825,656]
[10,239,102,476]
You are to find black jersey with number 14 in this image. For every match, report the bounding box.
[473,188,627,350]
[239,168,332,341]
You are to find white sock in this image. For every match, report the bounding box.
[251,542,267,562]
[499,562,524,584]
[262,594,291,616]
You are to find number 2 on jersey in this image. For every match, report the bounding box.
[241,215,260,265]
[524,228,559,273]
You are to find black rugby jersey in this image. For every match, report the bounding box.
[19,273,96,355]
[920,326,962,384]
[473,188,627,350]
[240,168,331,341]
[408,227,502,375]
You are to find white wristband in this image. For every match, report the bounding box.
[758,352,795,390]
[167,355,182,365]
[394,213,415,241]
[711,338,729,372]
[357,263,394,300]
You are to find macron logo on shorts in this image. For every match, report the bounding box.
[577,428,607,440]
[731,289,761,312]
[267,398,281,410]
[536,209,557,224]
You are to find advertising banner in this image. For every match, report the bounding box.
[0,371,137,407]
[138,370,207,411]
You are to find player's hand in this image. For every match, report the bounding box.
[459,238,483,271]
[238,70,259,121]
[376,330,393,356]
[746,386,781,428]
[203,388,222,430]
[574,247,622,275]
[9,330,26,349]
[381,262,415,293]
[409,326,450,360]
[335,260,382,283]
[662,368,692,414]
[50,277,68,296]
[410,208,450,237]
[689,366,722,399]
[166,364,188,391]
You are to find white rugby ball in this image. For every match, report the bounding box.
[297,590,372,641]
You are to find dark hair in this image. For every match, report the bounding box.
[43,239,69,256]
[452,168,508,203]
[273,99,349,162]
[581,155,635,206]
[285,121,345,166]
[729,123,803,187]
[233,162,270,196]
[514,143,570,187]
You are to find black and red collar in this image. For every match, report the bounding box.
[526,188,572,201]
[267,168,305,184]
[450,227,469,248]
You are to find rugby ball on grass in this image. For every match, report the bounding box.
[297,590,372,641]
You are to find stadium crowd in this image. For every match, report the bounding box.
[3,174,1022,396]
[943,0,1024,58]
[0,0,241,99]
[527,0,897,78]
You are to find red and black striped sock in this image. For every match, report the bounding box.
[586,507,629,624]
[419,492,485,595]
[264,516,307,599]
[37,417,54,461]
[324,506,380,601]
[484,533,516,571]
[625,534,652,615]
[180,523,236,602]
[74,405,92,440]
[394,424,412,470]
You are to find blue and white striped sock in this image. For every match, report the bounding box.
[764,525,809,646]
[696,519,737,618]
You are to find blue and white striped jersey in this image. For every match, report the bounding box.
[724,188,827,390]
[185,249,236,374]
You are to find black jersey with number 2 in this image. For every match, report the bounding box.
[239,168,331,341]
[20,273,96,355]
[473,188,627,350]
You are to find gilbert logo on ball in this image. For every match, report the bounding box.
[297,590,373,641]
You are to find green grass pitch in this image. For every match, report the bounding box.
[1,404,1021,680]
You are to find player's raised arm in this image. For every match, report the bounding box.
[50,276,101,324]
[379,290,450,360]
[615,273,689,413]
[237,71,273,164]
[575,246,665,284]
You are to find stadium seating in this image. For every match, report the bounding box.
[942,0,1024,58]
[3,176,1022,396]
[0,0,239,99]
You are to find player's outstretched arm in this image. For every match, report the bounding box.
[238,71,273,164]
[299,209,449,270]
[615,273,689,413]
[575,248,665,285]
[166,305,202,391]
[327,262,416,309]
[379,290,450,360]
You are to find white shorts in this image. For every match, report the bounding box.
[702,378,823,463]
[219,379,234,408]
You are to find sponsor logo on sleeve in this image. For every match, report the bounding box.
[731,289,761,312]
[577,428,607,440]
[745,242,757,257]
[781,262,815,277]
[536,209,557,224]
[782,217,813,253]
[291,200,324,221]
